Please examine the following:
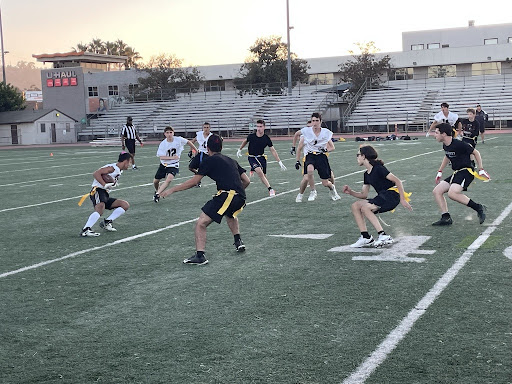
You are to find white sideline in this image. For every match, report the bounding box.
[0,148,440,277]
[342,200,512,384]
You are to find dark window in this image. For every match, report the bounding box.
[108,85,119,96]
[88,86,98,97]
[41,123,46,133]
[66,123,71,133]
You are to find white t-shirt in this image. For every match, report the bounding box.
[433,111,458,126]
[156,136,189,168]
[196,131,212,154]
[301,127,333,155]
[91,163,122,190]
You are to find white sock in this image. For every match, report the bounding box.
[106,207,126,221]
[84,212,100,229]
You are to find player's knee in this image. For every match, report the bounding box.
[447,189,460,200]
[121,201,130,210]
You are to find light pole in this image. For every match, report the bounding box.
[0,4,6,84]
[286,0,293,95]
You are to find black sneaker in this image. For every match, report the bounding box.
[195,182,202,188]
[234,239,246,252]
[477,205,487,224]
[132,165,139,170]
[153,193,160,203]
[432,216,453,226]
[183,253,209,265]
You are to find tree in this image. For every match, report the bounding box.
[136,54,203,100]
[338,42,392,95]
[0,83,25,112]
[72,38,142,68]
[234,36,309,95]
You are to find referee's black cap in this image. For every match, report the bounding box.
[207,134,223,153]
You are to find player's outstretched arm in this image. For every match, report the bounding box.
[160,174,203,198]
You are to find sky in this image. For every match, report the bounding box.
[1,0,511,68]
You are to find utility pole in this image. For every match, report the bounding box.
[0,5,6,84]
[286,0,292,95]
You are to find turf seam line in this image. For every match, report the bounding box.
[342,200,512,384]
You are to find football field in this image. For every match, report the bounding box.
[1,135,511,383]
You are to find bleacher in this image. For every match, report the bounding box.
[79,86,331,140]
[346,74,512,130]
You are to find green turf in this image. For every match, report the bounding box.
[0,135,511,383]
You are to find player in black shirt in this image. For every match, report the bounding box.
[342,145,412,248]
[459,108,482,148]
[432,123,490,226]
[237,120,286,197]
[160,134,250,265]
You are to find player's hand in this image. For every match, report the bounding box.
[278,161,287,171]
[342,185,351,195]
[290,146,296,155]
[104,182,115,192]
[319,147,327,153]
[139,141,144,147]
[478,169,491,181]
[401,200,413,211]
[435,171,443,184]
[236,149,242,158]
[295,161,301,170]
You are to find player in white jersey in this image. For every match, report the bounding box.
[189,122,213,187]
[78,152,133,237]
[153,126,197,202]
[427,102,459,137]
[294,113,340,202]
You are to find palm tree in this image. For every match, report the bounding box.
[72,43,88,53]
[104,41,117,55]
[89,39,105,54]
[123,46,142,69]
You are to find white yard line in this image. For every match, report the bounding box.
[342,201,512,384]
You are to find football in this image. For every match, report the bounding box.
[102,174,115,184]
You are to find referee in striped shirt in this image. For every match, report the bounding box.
[121,117,143,170]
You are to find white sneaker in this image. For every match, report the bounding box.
[330,187,341,201]
[308,190,317,201]
[350,235,374,248]
[296,193,303,203]
[269,189,276,197]
[100,220,117,232]
[374,234,394,247]
[80,227,100,237]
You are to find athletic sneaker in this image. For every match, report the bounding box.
[234,239,246,252]
[350,235,374,248]
[99,219,117,232]
[183,253,209,265]
[374,234,394,247]
[295,193,303,203]
[153,193,160,203]
[330,187,341,201]
[132,165,138,170]
[269,189,276,197]
[80,227,100,237]
[195,182,202,188]
[477,205,487,224]
[308,190,318,201]
[432,216,453,226]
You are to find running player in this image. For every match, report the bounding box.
[160,135,250,265]
[427,102,459,137]
[432,123,490,226]
[342,145,412,248]
[79,152,133,237]
[295,113,340,202]
[189,122,213,187]
[236,119,286,197]
[153,126,197,202]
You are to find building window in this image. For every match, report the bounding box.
[472,62,501,76]
[428,65,456,78]
[411,44,424,50]
[40,123,46,133]
[88,86,98,97]
[442,44,450,48]
[427,43,440,49]
[204,80,226,92]
[108,85,119,96]
[508,37,512,43]
[389,68,414,81]
[484,38,498,45]
[308,73,334,85]
[129,84,139,95]
[66,123,71,133]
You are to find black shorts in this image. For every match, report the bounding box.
[444,169,474,188]
[90,188,116,210]
[248,156,267,174]
[189,152,209,170]
[154,164,179,180]
[201,191,246,224]
[303,153,332,180]
[367,190,400,214]
[124,139,136,154]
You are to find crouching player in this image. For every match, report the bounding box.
[342,145,412,247]
[78,152,133,236]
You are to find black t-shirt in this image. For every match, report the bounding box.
[247,133,273,156]
[443,139,474,170]
[198,153,247,199]
[363,164,394,193]
[460,118,481,139]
